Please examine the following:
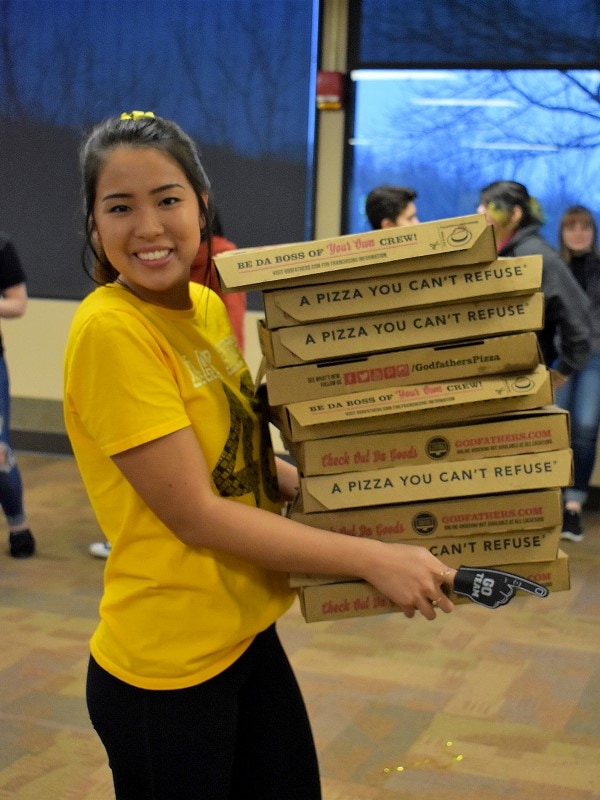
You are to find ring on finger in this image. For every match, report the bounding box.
[440,568,451,579]
[431,595,443,607]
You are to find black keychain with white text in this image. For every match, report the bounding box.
[451,565,549,609]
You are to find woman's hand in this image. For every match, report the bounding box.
[361,541,455,620]
[275,456,300,504]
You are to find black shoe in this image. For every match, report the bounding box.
[561,509,583,543]
[9,529,36,558]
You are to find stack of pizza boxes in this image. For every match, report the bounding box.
[214,214,571,622]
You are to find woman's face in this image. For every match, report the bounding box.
[562,218,594,256]
[477,200,520,244]
[92,145,204,309]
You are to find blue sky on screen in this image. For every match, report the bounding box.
[348,69,600,243]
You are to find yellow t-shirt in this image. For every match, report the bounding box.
[64,282,294,690]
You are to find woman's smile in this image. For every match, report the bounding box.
[136,248,172,263]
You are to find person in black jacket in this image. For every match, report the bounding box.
[552,205,600,541]
[477,181,591,385]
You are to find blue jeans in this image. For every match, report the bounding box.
[554,353,600,506]
[0,355,25,527]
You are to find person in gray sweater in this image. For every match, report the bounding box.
[477,181,591,380]
[477,182,593,541]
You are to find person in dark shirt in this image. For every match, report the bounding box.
[0,233,35,557]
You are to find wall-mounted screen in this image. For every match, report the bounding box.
[0,0,317,301]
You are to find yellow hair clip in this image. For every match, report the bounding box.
[120,111,155,121]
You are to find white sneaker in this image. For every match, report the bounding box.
[89,540,111,559]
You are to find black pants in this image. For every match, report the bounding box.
[87,624,321,799]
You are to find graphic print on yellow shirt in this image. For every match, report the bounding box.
[214,374,280,506]
[64,282,294,690]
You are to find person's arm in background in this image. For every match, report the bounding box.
[210,234,246,352]
[0,236,28,319]
[221,291,247,352]
[190,235,247,352]
[0,282,28,318]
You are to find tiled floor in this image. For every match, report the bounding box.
[1,452,599,799]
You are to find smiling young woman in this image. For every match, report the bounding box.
[64,112,457,799]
